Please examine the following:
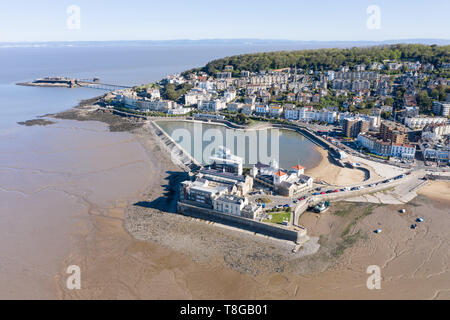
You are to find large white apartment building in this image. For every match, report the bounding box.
[199,99,227,112]
[391,144,416,159]
[284,106,299,120]
[357,133,416,159]
[404,116,447,129]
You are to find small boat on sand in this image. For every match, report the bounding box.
[313,201,330,214]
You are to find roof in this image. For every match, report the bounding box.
[274,170,287,177]
[291,165,305,170]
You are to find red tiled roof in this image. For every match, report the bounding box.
[274,170,287,177]
[292,165,305,170]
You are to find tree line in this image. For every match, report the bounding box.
[196,44,449,75]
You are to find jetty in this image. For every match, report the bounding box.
[17,76,132,91]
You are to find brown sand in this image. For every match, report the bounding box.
[417,181,450,203]
[306,147,367,186]
[54,106,449,300]
[5,104,448,300]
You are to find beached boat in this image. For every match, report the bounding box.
[313,201,330,213]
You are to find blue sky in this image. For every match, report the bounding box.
[1,0,449,42]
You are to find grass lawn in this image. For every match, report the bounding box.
[264,211,291,225]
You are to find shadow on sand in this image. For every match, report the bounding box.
[134,171,189,214]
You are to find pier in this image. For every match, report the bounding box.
[77,80,132,91]
[17,76,132,91]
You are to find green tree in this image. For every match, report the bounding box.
[417,90,432,111]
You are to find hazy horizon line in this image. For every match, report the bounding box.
[1,38,449,45]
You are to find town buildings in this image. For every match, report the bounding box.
[251,161,314,197]
[379,121,408,144]
[179,148,262,220]
[404,116,447,129]
[343,118,370,138]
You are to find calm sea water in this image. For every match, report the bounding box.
[0,43,322,297]
[0,43,323,131]
[157,121,321,170]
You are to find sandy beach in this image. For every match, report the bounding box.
[306,147,374,186]
[417,181,450,203]
[48,104,448,300]
[4,103,448,300]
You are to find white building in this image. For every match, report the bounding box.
[357,134,375,150]
[311,110,338,124]
[213,195,248,216]
[391,144,416,160]
[298,107,314,122]
[422,123,450,141]
[199,99,227,112]
[209,146,244,175]
[284,106,299,120]
[255,104,269,115]
[404,116,447,129]
[168,107,192,115]
[223,90,237,103]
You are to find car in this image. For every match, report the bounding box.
[312,192,320,196]
[383,180,389,183]
[283,204,290,208]
[411,224,418,230]
[326,190,333,194]
[416,217,424,223]
[275,205,283,209]
[369,184,375,188]
[340,188,346,192]
[406,172,412,175]
[360,186,365,189]
[320,192,326,195]
[351,187,358,191]
[293,200,299,204]
[374,229,383,234]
